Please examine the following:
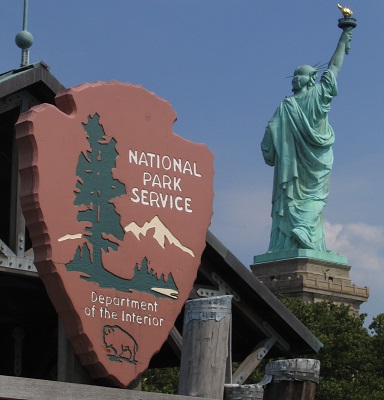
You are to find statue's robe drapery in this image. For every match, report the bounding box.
[261,70,337,252]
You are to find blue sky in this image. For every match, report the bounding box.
[1,1,383,322]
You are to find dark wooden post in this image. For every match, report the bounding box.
[261,359,320,400]
[178,295,232,399]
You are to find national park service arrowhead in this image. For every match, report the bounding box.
[16,81,214,387]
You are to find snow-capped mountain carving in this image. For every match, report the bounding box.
[124,216,195,257]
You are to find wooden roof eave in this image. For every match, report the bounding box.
[0,61,65,104]
[202,230,323,356]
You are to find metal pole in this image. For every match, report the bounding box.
[23,0,29,30]
[21,0,29,66]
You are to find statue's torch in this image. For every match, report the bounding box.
[337,4,357,54]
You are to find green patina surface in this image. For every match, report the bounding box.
[253,249,348,266]
[261,25,354,255]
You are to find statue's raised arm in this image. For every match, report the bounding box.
[260,6,357,254]
[331,3,357,77]
[328,29,352,79]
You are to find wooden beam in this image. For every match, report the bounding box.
[232,335,278,385]
[0,375,216,400]
[8,136,23,256]
[198,260,290,352]
[167,326,183,360]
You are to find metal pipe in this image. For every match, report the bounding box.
[23,0,28,30]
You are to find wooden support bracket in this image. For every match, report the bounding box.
[231,319,289,385]
[232,335,278,385]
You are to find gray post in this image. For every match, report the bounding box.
[261,359,320,400]
[224,384,264,400]
[57,321,92,384]
[178,295,232,399]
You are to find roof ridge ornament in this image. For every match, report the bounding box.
[15,0,34,67]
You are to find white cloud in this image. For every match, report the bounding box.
[325,220,384,320]
[325,221,384,274]
[211,186,384,320]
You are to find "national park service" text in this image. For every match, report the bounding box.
[128,150,202,213]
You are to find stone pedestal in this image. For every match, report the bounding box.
[252,250,369,314]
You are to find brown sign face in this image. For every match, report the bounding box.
[16,82,214,387]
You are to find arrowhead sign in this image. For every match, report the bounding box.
[16,82,214,387]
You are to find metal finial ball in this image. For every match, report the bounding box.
[15,30,34,50]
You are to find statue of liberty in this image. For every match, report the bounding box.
[261,9,354,253]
